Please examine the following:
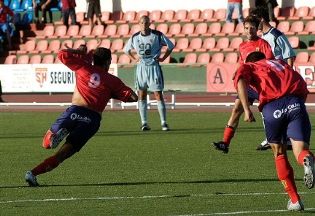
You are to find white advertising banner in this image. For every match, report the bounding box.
[0,63,118,93]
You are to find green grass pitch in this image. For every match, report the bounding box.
[0,111,314,215]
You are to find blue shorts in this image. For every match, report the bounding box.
[135,62,164,91]
[236,87,258,105]
[262,96,311,144]
[50,105,101,151]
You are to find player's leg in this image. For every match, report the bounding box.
[138,89,150,131]
[153,91,169,131]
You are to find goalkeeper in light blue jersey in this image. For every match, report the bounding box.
[124,15,174,131]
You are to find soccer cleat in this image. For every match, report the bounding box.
[161,123,170,131]
[42,128,69,149]
[303,155,315,189]
[287,199,304,211]
[25,171,39,187]
[141,124,151,131]
[256,139,271,150]
[213,141,229,154]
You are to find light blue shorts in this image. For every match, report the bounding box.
[135,62,164,91]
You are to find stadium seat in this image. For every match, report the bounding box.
[53,25,67,38]
[179,23,194,36]
[183,53,197,64]
[197,37,216,52]
[90,25,104,37]
[99,39,111,49]
[226,37,243,51]
[107,54,116,64]
[55,56,62,64]
[224,52,238,63]
[187,9,201,21]
[197,53,210,64]
[211,52,224,63]
[213,8,226,21]
[217,22,235,36]
[277,7,295,20]
[34,40,49,53]
[66,25,80,37]
[156,23,168,35]
[295,52,309,64]
[29,55,42,64]
[214,37,230,51]
[290,6,310,20]
[287,21,304,35]
[118,54,131,64]
[309,52,315,63]
[149,10,162,22]
[46,39,61,53]
[173,38,189,52]
[116,24,130,37]
[17,55,30,64]
[111,39,124,52]
[277,21,290,33]
[135,10,149,21]
[242,8,250,18]
[123,10,136,23]
[307,43,315,51]
[198,8,215,22]
[103,24,117,37]
[160,10,174,22]
[300,20,315,35]
[230,23,244,36]
[76,12,86,24]
[192,23,208,36]
[42,54,55,64]
[73,39,86,49]
[205,22,221,36]
[288,36,299,49]
[305,6,315,19]
[77,25,92,38]
[111,11,124,22]
[186,38,202,52]
[4,55,17,64]
[101,11,111,23]
[174,9,188,21]
[17,40,36,54]
[37,25,54,38]
[86,39,100,52]
[61,39,73,49]
[129,24,140,35]
[167,23,181,37]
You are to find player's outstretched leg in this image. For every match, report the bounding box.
[42,128,69,149]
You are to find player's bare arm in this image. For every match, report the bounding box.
[237,79,255,122]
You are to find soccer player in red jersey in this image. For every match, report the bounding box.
[25,45,138,186]
[233,51,314,211]
[213,15,274,153]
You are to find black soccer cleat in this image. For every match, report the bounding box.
[213,141,229,154]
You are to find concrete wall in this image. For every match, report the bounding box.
[76,0,314,13]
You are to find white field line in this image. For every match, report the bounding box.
[1,191,315,204]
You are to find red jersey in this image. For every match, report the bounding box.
[0,6,13,23]
[61,0,76,10]
[238,38,274,64]
[58,50,133,112]
[234,59,308,111]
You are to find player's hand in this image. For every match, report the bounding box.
[244,109,255,122]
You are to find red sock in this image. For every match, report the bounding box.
[32,155,60,176]
[223,125,235,145]
[297,150,314,165]
[275,154,300,203]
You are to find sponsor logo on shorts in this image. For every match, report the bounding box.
[273,103,301,119]
[70,113,91,123]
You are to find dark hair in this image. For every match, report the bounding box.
[245,51,266,63]
[93,47,111,66]
[250,6,270,22]
[243,15,260,29]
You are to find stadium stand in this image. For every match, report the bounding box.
[224,52,238,63]
[29,54,42,64]
[300,20,315,35]
[186,38,202,52]
[17,54,29,64]
[173,38,189,52]
[196,53,211,64]
[211,52,224,64]
[118,54,131,64]
[4,55,17,64]
[42,54,55,63]
[288,36,300,49]
[295,51,309,64]
[149,10,162,22]
[309,52,315,63]
[161,10,175,22]
[183,53,197,64]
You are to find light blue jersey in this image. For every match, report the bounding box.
[262,27,295,61]
[124,29,174,91]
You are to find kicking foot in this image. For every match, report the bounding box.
[213,141,229,154]
[287,199,304,211]
[25,171,39,187]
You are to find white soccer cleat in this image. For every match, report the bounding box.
[25,171,39,187]
[50,128,69,149]
[287,199,304,211]
[303,155,315,189]
[161,123,170,131]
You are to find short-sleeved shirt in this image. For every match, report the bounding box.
[58,50,133,112]
[262,27,296,61]
[124,29,174,66]
[61,0,76,10]
[238,38,274,64]
[234,59,308,111]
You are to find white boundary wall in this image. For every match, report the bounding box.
[76,0,315,13]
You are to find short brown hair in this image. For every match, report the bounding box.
[243,15,260,29]
[93,47,111,66]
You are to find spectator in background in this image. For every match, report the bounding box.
[33,0,58,23]
[86,0,103,26]
[0,0,14,50]
[226,0,244,24]
[255,0,278,23]
[61,0,77,27]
